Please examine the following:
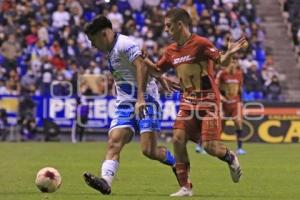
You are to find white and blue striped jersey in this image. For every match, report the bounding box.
[108,34,159,105]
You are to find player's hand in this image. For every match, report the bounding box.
[158,76,181,92]
[227,36,248,54]
[135,98,147,119]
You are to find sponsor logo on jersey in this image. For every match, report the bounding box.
[172,55,194,65]
[225,79,240,84]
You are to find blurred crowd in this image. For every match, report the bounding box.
[281,0,300,65]
[0,0,282,101]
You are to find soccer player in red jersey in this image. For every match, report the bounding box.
[216,57,246,155]
[144,8,247,196]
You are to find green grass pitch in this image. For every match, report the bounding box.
[0,142,299,200]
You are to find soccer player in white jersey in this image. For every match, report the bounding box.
[82,15,176,195]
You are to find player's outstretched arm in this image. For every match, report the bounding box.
[143,58,180,92]
[143,57,164,78]
[133,56,148,118]
[219,37,248,66]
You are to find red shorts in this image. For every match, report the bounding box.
[222,97,242,119]
[173,90,222,142]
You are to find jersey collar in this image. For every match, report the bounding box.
[108,33,120,55]
[177,33,194,48]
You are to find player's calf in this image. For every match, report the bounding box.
[172,163,192,188]
[202,141,222,156]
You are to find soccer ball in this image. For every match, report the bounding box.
[35,167,62,193]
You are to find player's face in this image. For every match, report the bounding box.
[164,17,180,41]
[229,57,238,69]
[88,31,108,52]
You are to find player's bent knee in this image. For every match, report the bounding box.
[108,128,132,149]
[107,135,123,151]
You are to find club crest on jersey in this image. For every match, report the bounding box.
[173,55,194,65]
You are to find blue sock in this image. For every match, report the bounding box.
[163,150,176,166]
[236,129,243,149]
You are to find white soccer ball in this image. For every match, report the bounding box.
[35,167,62,193]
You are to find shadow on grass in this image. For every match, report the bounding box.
[109,192,272,199]
[0,191,97,196]
[0,191,273,199]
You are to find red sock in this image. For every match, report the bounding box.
[175,163,190,188]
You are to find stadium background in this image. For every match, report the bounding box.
[0,0,300,143]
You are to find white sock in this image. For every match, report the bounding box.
[101,160,119,187]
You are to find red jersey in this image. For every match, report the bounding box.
[157,34,221,110]
[158,35,223,141]
[217,69,243,101]
[157,34,220,77]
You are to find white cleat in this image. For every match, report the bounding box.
[195,145,207,154]
[228,151,242,183]
[236,148,247,155]
[170,187,193,197]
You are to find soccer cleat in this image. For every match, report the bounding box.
[228,151,242,183]
[195,144,202,153]
[195,144,207,154]
[236,148,247,155]
[83,172,111,195]
[170,187,193,197]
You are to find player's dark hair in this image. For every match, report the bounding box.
[84,15,113,35]
[165,8,191,26]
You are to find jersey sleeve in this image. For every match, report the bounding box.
[201,38,221,62]
[122,39,142,63]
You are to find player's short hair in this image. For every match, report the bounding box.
[165,8,191,26]
[84,15,112,35]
